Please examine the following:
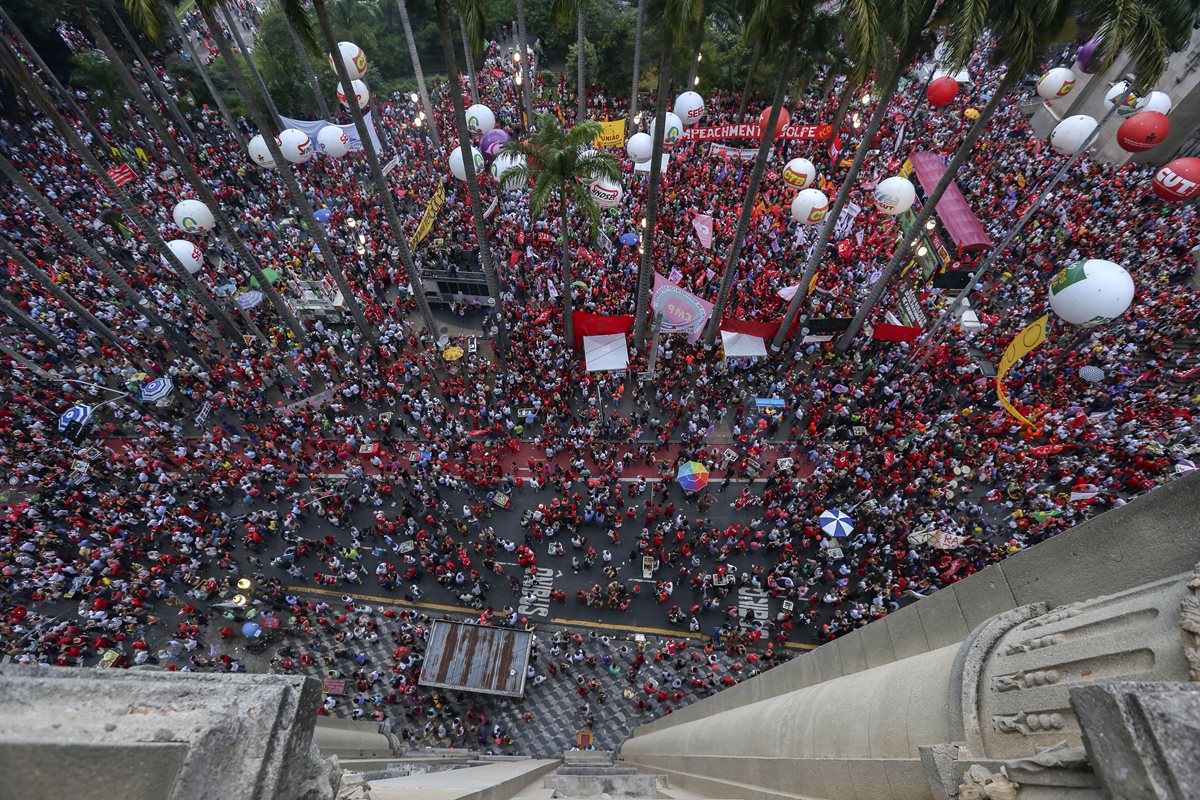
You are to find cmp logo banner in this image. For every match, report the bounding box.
[652,273,714,342]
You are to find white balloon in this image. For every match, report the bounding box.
[1037,67,1076,100]
[448,145,484,182]
[1049,115,1098,155]
[329,42,367,80]
[650,112,684,147]
[1136,91,1172,115]
[163,239,204,275]
[490,151,526,190]
[873,176,917,216]
[278,128,314,164]
[590,177,623,209]
[673,91,705,126]
[1103,81,1139,116]
[317,125,350,158]
[782,158,816,189]
[337,79,370,110]
[791,189,829,225]
[172,199,215,234]
[626,132,653,163]
[1048,259,1135,327]
[248,134,276,169]
[465,104,496,134]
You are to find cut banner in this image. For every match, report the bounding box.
[594,120,626,149]
[680,123,832,142]
[279,113,381,153]
[410,180,446,249]
[652,273,714,343]
[692,213,713,249]
[996,314,1048,427]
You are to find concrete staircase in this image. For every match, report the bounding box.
[540,751,667,798]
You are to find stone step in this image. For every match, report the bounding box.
[555,766,640,776]
[544,772,666,798]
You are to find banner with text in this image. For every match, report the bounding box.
[708,144,759,161]
[595,120,626,149]
[410,180,446,249]
[279,113,381,153]
[681,123,833,143]
[652,273,714,343]
[996,314,1048,428]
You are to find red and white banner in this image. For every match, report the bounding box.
[106,164,137,186]
[708,144,758,161]
[680,123,833,143]
[692,213,713,249]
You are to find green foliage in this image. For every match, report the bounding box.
[69,50,130,127]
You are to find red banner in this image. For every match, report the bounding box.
[680,123,833,143]
[871,323,923,342]
[106,164,137,186]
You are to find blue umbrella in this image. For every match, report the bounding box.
[313,208,332,223]
[235,290,264,310]
[819,509,854,538]
[140,377,174,403]
[241,621,261,638]
[619,232,639,246]
[58,404,95,432]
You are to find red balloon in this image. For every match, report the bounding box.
[1117,111,1170,152]
[1153,157,1200,202]
[759,106,791,139]
[927,76,959,108]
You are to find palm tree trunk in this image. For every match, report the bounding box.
[0,5,107,146]
[101,0,197,143]
[561,204,574,342]
[835,74,1017,353]
[165,2,243,148]
[628,0,646,132]
[575,13,586,122]
[685,25,705,91]
[703,39,798,348]
[0,292,60,348]
[829,76,858,136]
[436,0,509,360]
[200,2,375,351]
[908,90,1132,369]
[631,32,676,346]
[0,236,142,367]
[315,0,437,339]
[771,67,899,353]
[516,0,534,128]
[57,13,244,345]
[734,38,762,122]
[287,13,331,120]
[397,0,441,150]
[218,2,284,131]
[458,12,480,105]
[0,153,203,366]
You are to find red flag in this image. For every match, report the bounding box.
[828,132,842,166]
[106,164,137,186]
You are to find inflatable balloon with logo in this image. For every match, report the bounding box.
[491,152,526,190]
[248,134,277,168]
[1048,259,1134,327]
[626,132,653,163]
[163,239,204,275]
[1049,115,1098,155]
[782,158,816,189]
[172,200,215,234]
[337,80,370,110]
[791,189,829,225]
[590,177,623,209]
[317,126,350,158]
[279,129,314,164]
[329,42,368,79]
[650,112,684,147]
[873,176,916,216]
[466,104,496,134]
[673,91,705,126]
[449,145,485,181]
[1152,158,1200,202]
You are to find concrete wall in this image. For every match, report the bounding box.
[628,471,1199,739]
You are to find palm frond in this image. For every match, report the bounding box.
[286,1,321,60]
[569,183,603,243]
[455,0,488,58]
[945,0,988,70]
[528,169,556,219]
[841,0,883,84]
[123,0,163,40]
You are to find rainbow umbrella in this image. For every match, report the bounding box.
[676,461,709,492]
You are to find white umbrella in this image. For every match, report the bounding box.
[58,404,94,432]
[819,509,854,538]
[139,377,174,403]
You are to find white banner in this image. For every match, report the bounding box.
[833,202,862,239]
[708,144,758,161]
[279,113,382,153]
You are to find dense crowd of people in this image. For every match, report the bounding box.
[1,3,1197,752]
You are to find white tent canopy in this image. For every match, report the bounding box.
[721,330,767,359]
[583,333,629,372]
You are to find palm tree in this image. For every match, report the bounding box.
[627,0,646,132]
[162,1,244,147]
[0,152,203,366]
[397,0,441,150]
[286,5,332,119]
[552,0,587,122]
[771,0,934,352]
[314,0,438,338]
[0,34,243,347]
[833,0,1072,353]
[703,3,851,347]
[432,0,510,357]
[631,0,704,346]
[515,0,534,127]
[499,114,621,343]
[73,3,310,346]
[218,1,285,130]
[458,10,480,105]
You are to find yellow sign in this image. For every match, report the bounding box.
[135,147,148,163]
[410,180,446,249]
[996,315,1048,427]
[595,120,625,150]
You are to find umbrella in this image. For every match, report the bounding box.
[139,377,174,403]
[241,621,261,638]
[676,461,709,492]
[1176,460,1196,474]
[832,383,850,394]
[58,404,95,432]
[249,269,280,288]
[572,280,589,290]
[619,232,639,246]
[213,283,238,298]
[442,346,465,361]
[260,615,281,630]
[819,509,854,538]
[235,290,264,310]
[1078,365,1105,383]
[313,208,332,223]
